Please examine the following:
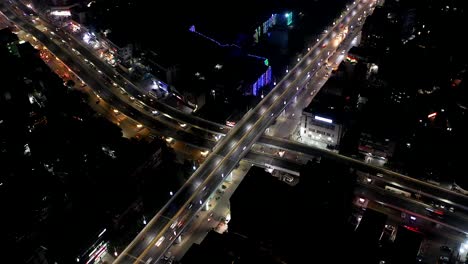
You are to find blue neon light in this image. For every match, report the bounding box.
[252,66,272,96]
[247,54,268,60]
[189,25,241,48]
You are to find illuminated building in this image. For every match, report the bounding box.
[252,66,272,96]
[285,12,293,26]
[185,27,272,100]
[299,92,345,149]
[253,12,293,43]
[105,33,132,66]
[253,14,277,43]
[50,10,72,16]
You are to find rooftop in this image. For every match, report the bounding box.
[303,88,346,124]
[148,27,269,94]
[226,161,356,263]
[0,28,18,45]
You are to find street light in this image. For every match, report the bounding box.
[459,241,468,261]
[460,241,468,253]
[169,191,173,196]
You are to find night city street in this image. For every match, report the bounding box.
[1,0,468,263]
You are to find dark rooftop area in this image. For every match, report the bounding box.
[303,88,346,123]
[222,160,356,263]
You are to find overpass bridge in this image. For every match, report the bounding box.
[3,1,468,263]
[3,0,381,180]
[115,0,379,263]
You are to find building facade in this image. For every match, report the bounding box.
[300,112,343,149]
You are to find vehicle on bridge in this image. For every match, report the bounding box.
[425,207,445,219]
[385,185,411,198]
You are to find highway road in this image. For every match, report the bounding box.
[11,0,229,135]
[0,4,157,127]
[115,1,378,263]
[1,0,439,196]
[6,0,468,263]
[6,1,368,142]
[355,182,468,235]
[262,135,468,212]
[16,0,409,185]
[2,1,310,163]
[1,2,301,179]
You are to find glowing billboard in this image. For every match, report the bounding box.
[314,115,333,124]
[50,10,71,17]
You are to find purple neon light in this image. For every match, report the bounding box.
[253,66,272,96]
[247,54,268,60]
[189,26,268,62]
[189,25,241,48]
[188,25,271,97]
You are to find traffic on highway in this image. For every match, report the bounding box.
[3,0,468,263]
[115,0,379,263]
